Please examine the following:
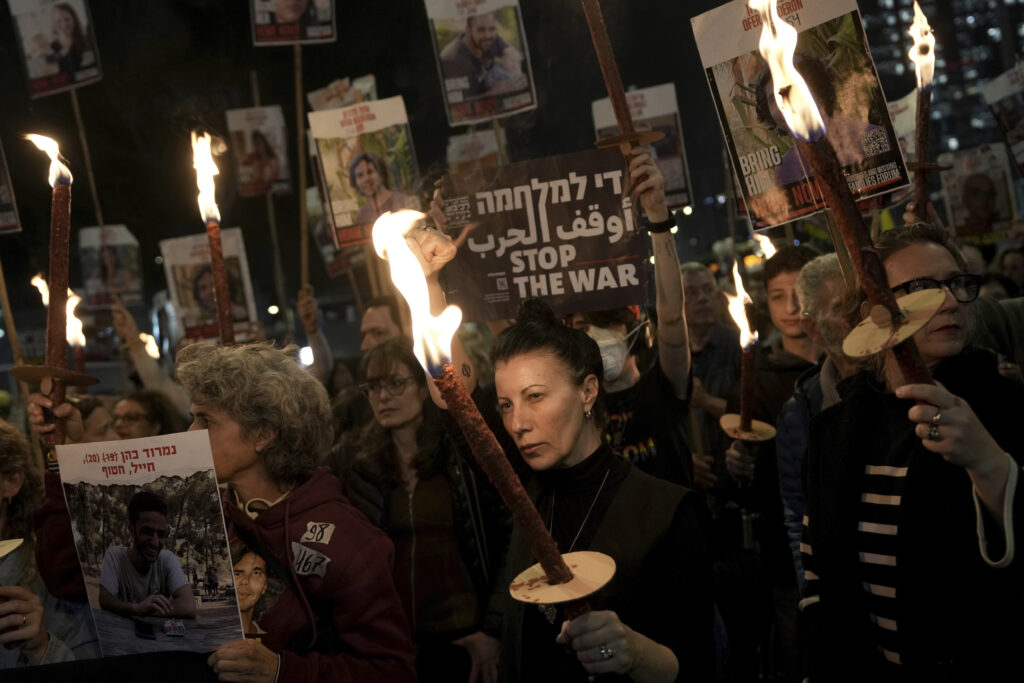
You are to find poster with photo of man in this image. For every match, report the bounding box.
[250,0,335,45]
[158,228,258,344]
[308,96,422,247]
[593,83,694,209]
[441,148,648,321]
[982,64,1024,177]
[0,140,21,234]
[426,0,538,126]
[9,0,102,97]
[226,106,291,197]
[79,225,143,308]
[691,0,909,229]
[938,144,1018,247]
[56,431,243,656]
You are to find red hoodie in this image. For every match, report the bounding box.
[222,468,416,682]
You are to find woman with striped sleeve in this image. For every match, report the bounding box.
[801,223,1024,682]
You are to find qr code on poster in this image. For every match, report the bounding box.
[861,128,891,157]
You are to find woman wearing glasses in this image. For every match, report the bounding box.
[111,390,184,440]
[801,223,1024,681]
[339,336,510,683]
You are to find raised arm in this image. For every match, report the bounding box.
[630,148,690,399]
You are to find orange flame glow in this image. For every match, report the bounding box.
[24,134,72,186]
[139,333,160,359]
[753,233,777,259]
[750,0,826,142]
[371,210,462,373]
[32,274,85,346]
[907,1,935,91]
[191,131,221,223]
[725,261,758,349]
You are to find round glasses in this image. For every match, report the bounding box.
[890,273,981,304]
[359,375,417,398]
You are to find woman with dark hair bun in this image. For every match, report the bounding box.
[479,297,714,683]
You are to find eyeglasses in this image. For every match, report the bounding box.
[113,412,149,425]
[359,376,417,398]
[890,273,981,304]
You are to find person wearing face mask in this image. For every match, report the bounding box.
[563,148,695,489]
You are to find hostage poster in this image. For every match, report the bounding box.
[56,431,243,657]
[425,0,538,126]
[250,0,335,45]
[79,225,143,308]
[158,228,259,343]
[691,0,909,229]
[0,140,20,234]
[593,83,694,209]
[307,74,377,111]
[441,148,648,321]
[308,96,422,249]
[982,64,1024,177]
[9,0,102,97]
[938,144,1018,246]
[226,105,291,197]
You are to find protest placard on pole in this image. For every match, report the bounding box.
[938,144,1018,246]
[441,148,648,321]
[691,0,909,229]
[226,106,291,197]
[982,64,1024,177]
[57,430,243,656]
[250,0,336,45]
[307,74,377,111]
[159,228,258,344]
[9,0,102,97]
[0,140,21,235]
[79,225,142,308]
[425,0,538,127]
[592,83,693,209]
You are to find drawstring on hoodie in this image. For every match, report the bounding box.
[283,498,319,650]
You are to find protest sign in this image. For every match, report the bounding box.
[887,89,917,165]
[425,0,538,126]
[250,0,335,45]
[982,64,1024,177]
[691,0,909,229]
[308,96,422,249]
[79,225,143,308]
[0,140,21,234]
[57,431,243,656]
[442,148,648,321]
[9,0,102,97]
[938,143,1018,246]
[593,83,694,209]
[446,128,502,175]
[226,106,291,197]
[307,74,377,111]
[158,228,258,343]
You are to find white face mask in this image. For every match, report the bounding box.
[586,323,645,382]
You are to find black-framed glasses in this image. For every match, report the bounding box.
[359,375,417,398]
[890,273,982,303]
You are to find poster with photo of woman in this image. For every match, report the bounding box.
[79,225,143,308]
[9,0,102,97]
[250,0,335,45]
[308,96,422,245]
[226,106,291,197]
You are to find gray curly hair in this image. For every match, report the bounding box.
[175,343,332,487]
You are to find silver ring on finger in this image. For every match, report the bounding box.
[927,424,942,442]
[22,615,27,626]
[931,410,942,426]
[598,644,615,660]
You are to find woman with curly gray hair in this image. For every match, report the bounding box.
[174,343,415,683]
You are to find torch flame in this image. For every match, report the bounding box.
[725,261,758,350]
[139,333,160,359]
[371,210,462,373]
[907,1,935,91]
[66,290,85,347]
[32,275,85,346]
[24,134,72,186]
[753,233,777,259]
[191,131,221,223]
[750,0,826,142]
